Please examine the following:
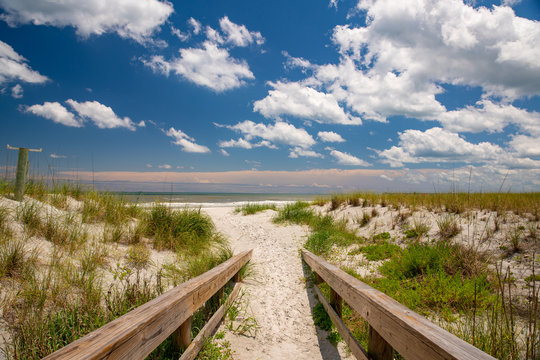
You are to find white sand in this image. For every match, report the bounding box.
[202,207,354,360]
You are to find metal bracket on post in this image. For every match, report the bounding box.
[7,145,42,201]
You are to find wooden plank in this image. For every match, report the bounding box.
[44,249,253,360]
[180,282,242,360]
[368,325,393,360]
[313,284,370,360]
[302,249,495,360]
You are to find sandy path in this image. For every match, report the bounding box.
[202,207,353,360]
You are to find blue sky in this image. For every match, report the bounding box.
[1,0,539,193]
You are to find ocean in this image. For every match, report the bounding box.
[118,192,319,208]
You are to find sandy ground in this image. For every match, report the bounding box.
[203,207,354,360]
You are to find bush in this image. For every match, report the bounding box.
[273,202,314,224]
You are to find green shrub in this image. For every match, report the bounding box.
[273,201,314,224]
[359,242,401,261]
[143,204,219,254]
[235,203,276,215]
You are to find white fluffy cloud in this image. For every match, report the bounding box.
[436,100,540,135]
[166,127,210,153]
[254,81,362,124]
[318,131,345,143]
[11,83,22,98]
[143,41,254,92]
[188,18,202,35]
[289,147,324,159]
[0,40,48,85]
[509,135,540,157]
[66,100,139,130]
[158,164,172,169]
[25,101,82,127]
[220,120,316,149]
[327,148,371,166]
[0,0,173,43]
[219,16,264,47]
[143,17,263,92]
[26,99,144,131]
[346,0,540,99]
[379,127,540,169]
[255,0,540,127]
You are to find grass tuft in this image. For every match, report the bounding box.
[235,203,276,215]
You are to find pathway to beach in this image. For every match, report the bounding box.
[202,207,353,360]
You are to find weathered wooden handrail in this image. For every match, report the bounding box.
[302,249,495,360]
[44,249,253,360]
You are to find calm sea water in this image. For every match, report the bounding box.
[118,192,319,208]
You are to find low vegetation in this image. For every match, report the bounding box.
[306,194,539,359]
[235,203,276,215]
[0,179,239,360]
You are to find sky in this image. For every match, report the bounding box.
[0,0,539,193]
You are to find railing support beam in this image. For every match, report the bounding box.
[174,316,192,351]
[330,288,342,318]
[368,325,393,360]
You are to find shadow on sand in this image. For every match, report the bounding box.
[301,258,352,360]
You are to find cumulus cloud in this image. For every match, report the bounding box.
[66,100,139,130]
[218,137,276,149]
[158,164,172,169]
[254,81,362,124]
[166,127,210,153]
[219,16,264,47]
[25,101,83,127]
[436,99,540,135]
[0,40,48,85]
[188,17,202,35]
[11,83,22,98]
[143,17,263,91]
[255,0,540,128]
[509,135,540,157]
[143,41,254,92]
[327,148,371,166]
[318,131,345,142]
[378,127,540,169]
[348,0,540,99]
[289,147,324,159]
[0,0,173,43]
[219,149,230,156]
[219,120,316,149]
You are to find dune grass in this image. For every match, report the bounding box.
[314,192,540,217]
[304,194,539,359]
[235,203,276,215]
[0,183,241,360]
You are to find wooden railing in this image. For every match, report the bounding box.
[302,249,495,360]
[44,249,253,360]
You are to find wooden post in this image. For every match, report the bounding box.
[330,288,342,318]
[7,145,42,201]
[233,271,242,283]
[368,325,393,360]
[314,272,323,285]
[173,316,192,351]
[14,148,28,201]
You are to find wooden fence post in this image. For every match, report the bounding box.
[368,325,393,360]
[330,288,342,318]
[14,148,28,201]
[174,316,192,351]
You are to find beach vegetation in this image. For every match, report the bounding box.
[0,183,243,359]
[142,204,220,254]
[235,202,276,215]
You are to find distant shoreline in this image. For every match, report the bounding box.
[116,192,318,205]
